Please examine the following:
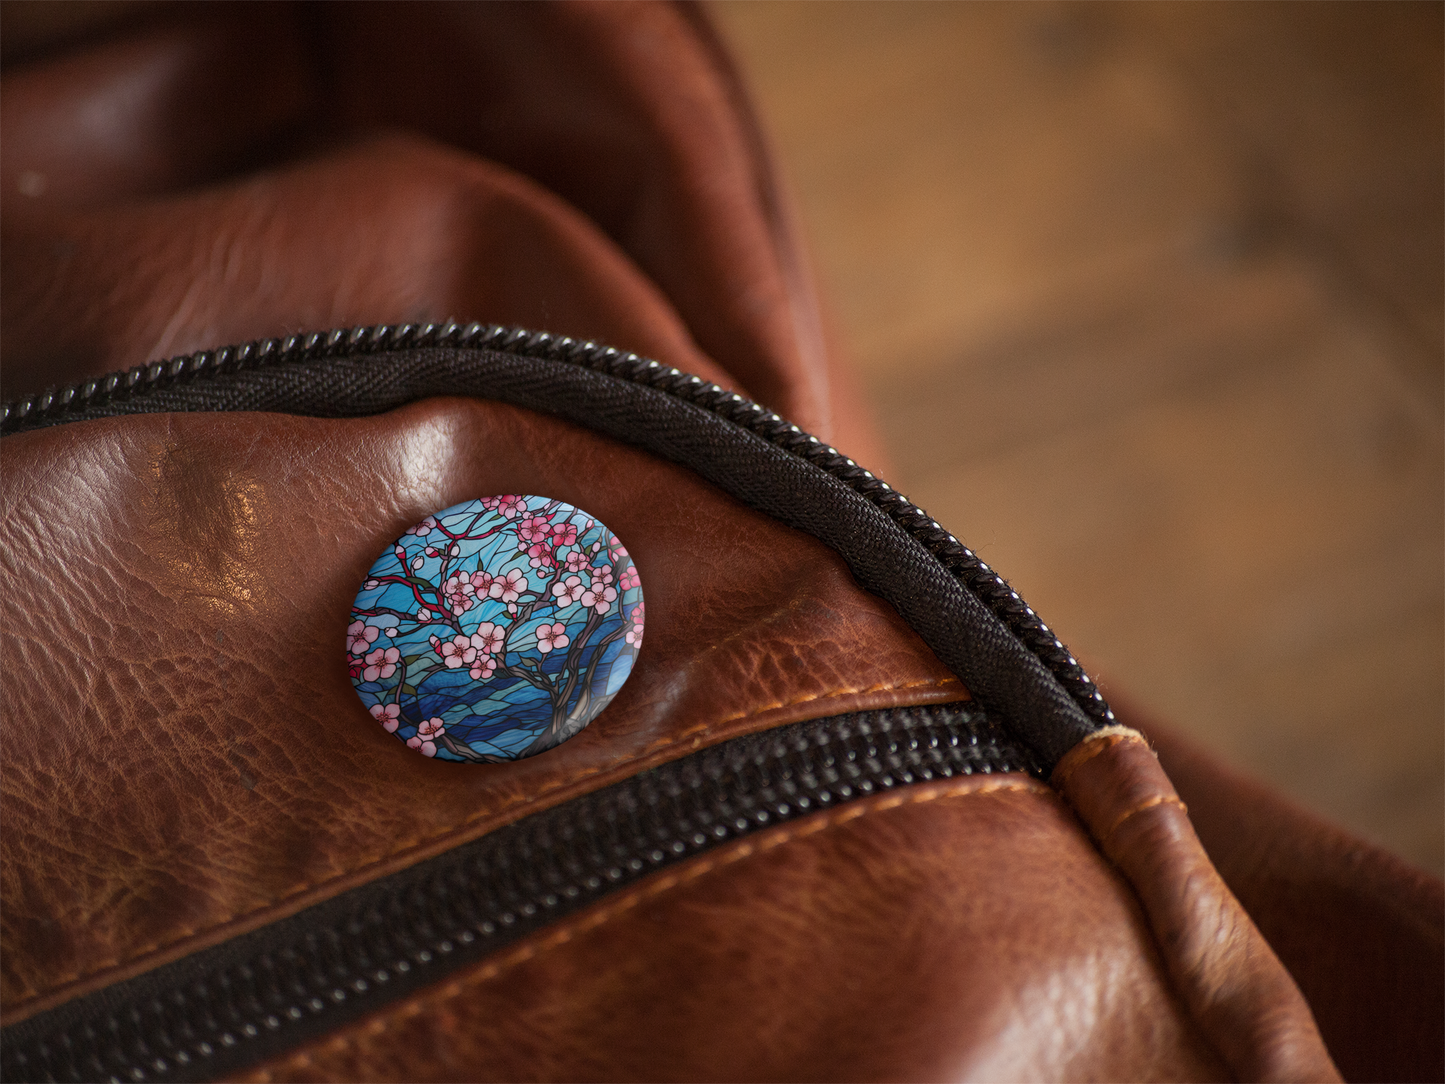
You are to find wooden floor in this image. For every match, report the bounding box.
[711,1,1443,873]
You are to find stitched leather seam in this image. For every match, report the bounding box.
[10,676,963,1010]
[1049,724,1148,788]
[242,777,1050,1081]
[1100,793,1188,843]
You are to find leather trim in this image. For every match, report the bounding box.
[1053,727,1341,1082]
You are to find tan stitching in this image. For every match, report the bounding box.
[1100,793,1188,841]
[241,777,1047,1082]
[11,677,963,1010]
[1049,725,1149,788]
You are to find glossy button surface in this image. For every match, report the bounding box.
[348,496,644,761]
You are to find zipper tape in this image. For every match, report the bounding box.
[0,323,1112,769]
[1,704,1038,1084]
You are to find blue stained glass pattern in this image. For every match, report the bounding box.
[347,496,644,762]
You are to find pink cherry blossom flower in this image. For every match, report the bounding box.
[417,717,446,741]
[552,523,578,547]
[580,566,616,611]
[441,574,476,616]
[406,516,436,537]
[564,550,590,572]
[527,540,557,569]
[370,703,401,733]
[406,735,438,757]
[470,623,504,656]
[440,634,477,669]
[363,646,400,682]
[481,494,525,518]
[580,581,616,613]
[347,619,380,656]
[536,622,570,654]
[517,514,554,544]
[619,566,641,592]
[468,656,496,680]
[488,568,527,602]
[470,570,496,595]
[553,575,586,605]
[625,603,646,647]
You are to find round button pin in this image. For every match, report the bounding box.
[348,496,644,762]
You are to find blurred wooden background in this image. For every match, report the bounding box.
[711,1,1443,873]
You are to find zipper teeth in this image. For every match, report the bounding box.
[4,705,1038,1084]
[0,322,1112,725]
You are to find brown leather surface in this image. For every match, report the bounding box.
[0,0,885,469]
[1140,717,1445,1084]
[1052,728,1340,1083]
[0,403,963,1024]
[231,778,1230,1084]
[1,3,1426,1081]
[3,132,739,400]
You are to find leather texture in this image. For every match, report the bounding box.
[1,2,1438,1081]
[0,401,962,1023]
[0,0,883,469]
[232,779,1229,1084]
[1052,728,1339,1082]
[1142,715,1445,1084]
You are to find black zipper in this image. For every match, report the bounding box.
[1,703,1039,1084]
[0,321,1113,751]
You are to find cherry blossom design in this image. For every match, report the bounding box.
[370,702,401,733]
[489,569,526,603]
[363,646,400,682]
[517,514,553,544]
[348,496,644,763]
[441,574,476,616]
[553,575,586,605]
[580,566,616,613]
[480,494,525,519]
[535,622,570,654]
[440,634,476,669]
[471,623,504,655]
[407,717,443,757]
[347,620,380,656]
[625,603,645,648]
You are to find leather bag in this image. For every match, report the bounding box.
[2,4,1439,1081]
